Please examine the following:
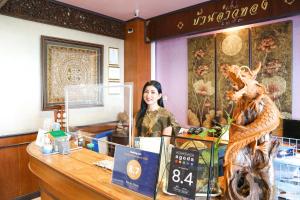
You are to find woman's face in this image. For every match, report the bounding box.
[143,85,162,106]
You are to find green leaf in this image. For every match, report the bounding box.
[200,150,211,164]
[199,130,208,138]
[199,150,218,165]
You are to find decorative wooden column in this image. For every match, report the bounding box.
[124,18,151,115]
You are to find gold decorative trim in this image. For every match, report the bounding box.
[177,21,184,30]
[196,9,203,16]
[284,0,295,5]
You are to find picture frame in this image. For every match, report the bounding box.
[41,36,103,110]
[108,66,121,80]
[108,47,119,65]
[108,81,121,95]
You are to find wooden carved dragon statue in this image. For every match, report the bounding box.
[223,63,280,200]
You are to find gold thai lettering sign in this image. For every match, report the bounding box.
[146,0,300,42]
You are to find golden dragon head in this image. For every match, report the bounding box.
[222,63,266,101]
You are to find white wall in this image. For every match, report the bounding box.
[0,15,124,136]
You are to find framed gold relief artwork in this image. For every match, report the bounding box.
[108,47,119,65]
[41,36,103,110]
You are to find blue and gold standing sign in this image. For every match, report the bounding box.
[167,148,199,199]
[112,145,159,198]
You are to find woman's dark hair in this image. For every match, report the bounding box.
[136,80,164,135]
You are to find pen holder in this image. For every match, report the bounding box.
[56,137,70,154]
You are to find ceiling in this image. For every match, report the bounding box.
[56,0,209,21]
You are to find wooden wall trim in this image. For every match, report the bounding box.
[146,0,300,41]
[124,19,151,115]
[0,132,39,200]
[0,141,32,149]
[0,0,125,39]
[0,132,37,147]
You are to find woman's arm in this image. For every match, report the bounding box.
[162,126,172,136]
[162,126,172,146]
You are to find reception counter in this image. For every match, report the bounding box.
[27,142,151,199]
[27,141,223,200]
[27,142,187,200]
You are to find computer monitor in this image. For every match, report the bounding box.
[282,119,300,139]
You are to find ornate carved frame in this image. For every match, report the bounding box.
[41,36,103,110]
[0,0,124,39]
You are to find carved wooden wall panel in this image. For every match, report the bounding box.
[187,21,292,126]
[187,34,215,127]
[0,0,8,9]
[0,0,125,39]
[252,21,292,118]
[216,29,250,115]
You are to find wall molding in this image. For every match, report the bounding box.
[0,0,125,39]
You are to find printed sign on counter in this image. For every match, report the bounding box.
[112,145,159,198]
[167,147,199,199]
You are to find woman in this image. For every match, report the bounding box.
[135,80,181,137]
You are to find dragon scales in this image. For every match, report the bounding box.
[222,63,281,200]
